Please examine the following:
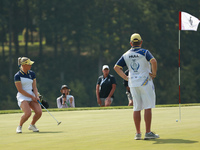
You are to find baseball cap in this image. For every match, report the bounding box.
[60,85,69,90]
[102,65,109,70]
[130,33,142,43]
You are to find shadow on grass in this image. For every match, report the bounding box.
[22,131,63,134]
[149,139,198,144]
[38,131,64,134]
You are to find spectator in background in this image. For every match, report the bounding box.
[123,69,133,106]
[96,65,117,107]
[57,85,75,108]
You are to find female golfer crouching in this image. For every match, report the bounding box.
[14,57,42,133]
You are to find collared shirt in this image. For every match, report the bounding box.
[14,70,36,92]
[115,46,154,87]
[97,74,116,98]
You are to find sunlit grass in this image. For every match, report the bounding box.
[0,106,200,150]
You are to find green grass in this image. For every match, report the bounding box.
[1,103,200,114]
[0,106,200,150]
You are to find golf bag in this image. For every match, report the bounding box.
[39,95,49,109]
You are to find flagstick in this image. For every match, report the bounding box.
[178,29,181,122]
[178,11,182,122]
[178,11,200,122]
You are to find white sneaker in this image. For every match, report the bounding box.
[16,126,22,133]
[134,133,142,140]
[144,132,159,140]
[28,124,39,132]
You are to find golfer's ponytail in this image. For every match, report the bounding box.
[18,57,22,68]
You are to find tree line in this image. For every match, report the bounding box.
[0,0,200,110]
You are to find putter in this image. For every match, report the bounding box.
[37,100,61,125]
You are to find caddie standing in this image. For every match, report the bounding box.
[114,33,159,140]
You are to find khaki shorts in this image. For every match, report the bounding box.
[99,98,113,106]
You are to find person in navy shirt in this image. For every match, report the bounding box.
[14,57,42,133]
[96,65,116,107]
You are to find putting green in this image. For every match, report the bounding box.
[0,106,200,150]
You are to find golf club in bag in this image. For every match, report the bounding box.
[37,100,61,125]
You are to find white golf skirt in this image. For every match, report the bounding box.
[16,91,35,107]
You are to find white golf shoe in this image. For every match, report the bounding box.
[134,133,142,140]
[28,124,39,132]
[16,126,22,133]
[144,132,159,140]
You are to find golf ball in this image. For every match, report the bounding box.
[176,119,178,122]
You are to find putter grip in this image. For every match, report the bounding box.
[37,100,42,105]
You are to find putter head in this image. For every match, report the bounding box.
[57,121,61,125]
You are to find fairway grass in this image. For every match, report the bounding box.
[0,106,199,150]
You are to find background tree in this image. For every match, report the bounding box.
[0,0,200,110]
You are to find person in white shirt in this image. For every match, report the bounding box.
[114,33,159,140]
[57,85,75,108]
[14,57,42,133]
